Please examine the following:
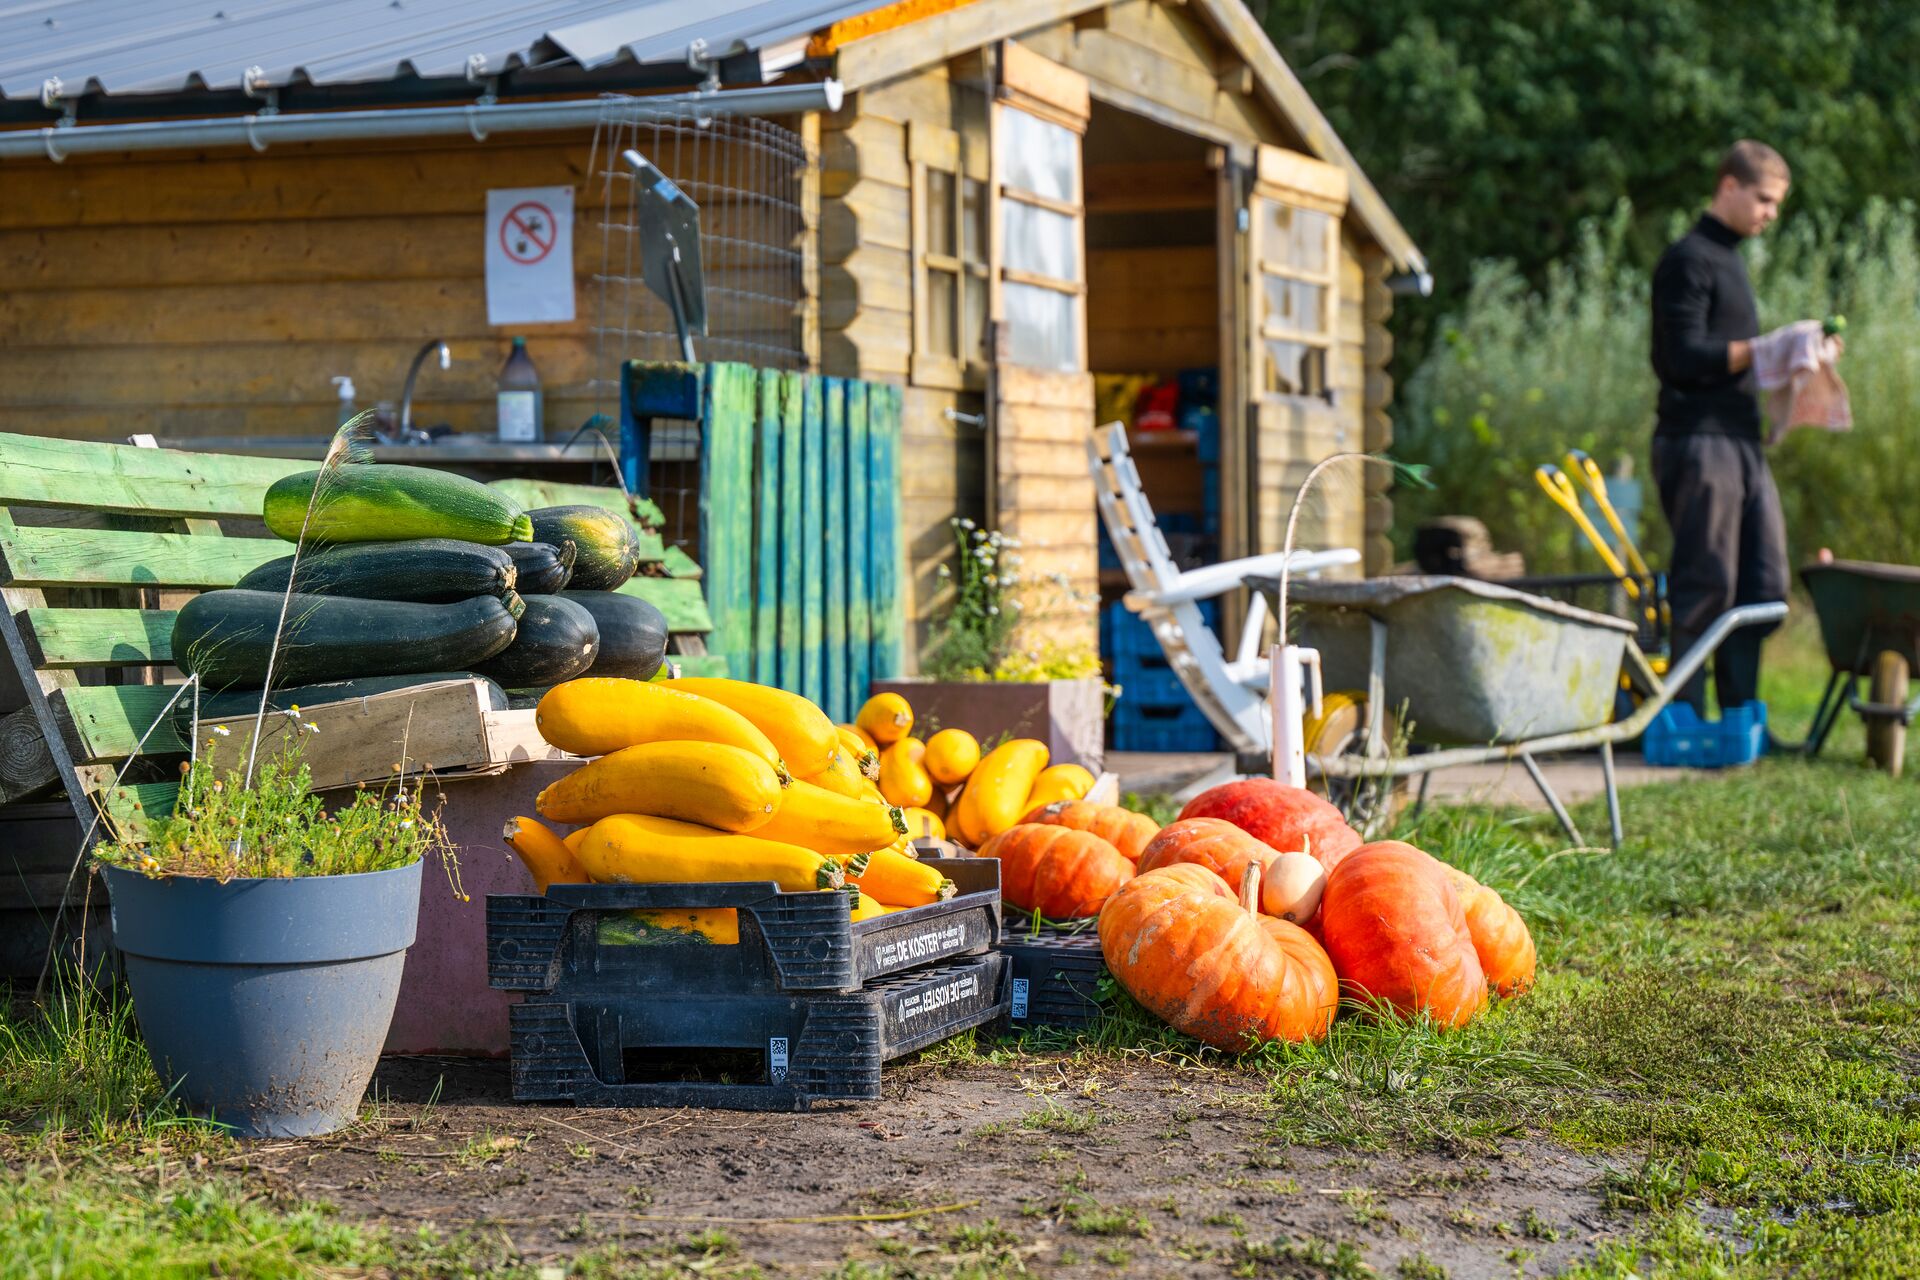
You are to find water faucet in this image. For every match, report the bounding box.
[397,339,451,443]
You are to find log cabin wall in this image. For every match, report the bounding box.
[0,122,812,447]
[819,64,991,672]
[0,133,605,442]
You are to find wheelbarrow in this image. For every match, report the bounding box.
[1800,559,1920,774]
[1245,573,1787,849]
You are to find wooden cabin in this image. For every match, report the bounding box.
[0,0,1425,671]
[811,1,1426,664]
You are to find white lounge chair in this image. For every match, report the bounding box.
[1089,421,1360,757]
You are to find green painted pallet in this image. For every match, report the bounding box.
[0,430,723,845]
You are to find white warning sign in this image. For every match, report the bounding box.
[486,186,575,324]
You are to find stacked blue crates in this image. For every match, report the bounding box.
[1105,600,1220,752]
[1179,368,1222,536]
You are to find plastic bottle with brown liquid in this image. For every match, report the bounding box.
[496,336,544,443]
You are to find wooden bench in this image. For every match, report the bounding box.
[0,432,715,848]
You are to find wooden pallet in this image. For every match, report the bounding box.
[0,431,713,848]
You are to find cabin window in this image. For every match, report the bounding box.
[1253,197,1339,400]
[996,106,1084,373]
[910,124,990,389]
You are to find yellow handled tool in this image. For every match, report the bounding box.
[1534,465,1642,601]
[1563,450,1653,580]
[1563,450,1667,633]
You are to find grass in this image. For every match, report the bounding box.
[3,623,1916,1276]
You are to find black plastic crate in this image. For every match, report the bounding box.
[488,857,1000,996]
[509,952,1009,1111]
[998,917,1108,1030]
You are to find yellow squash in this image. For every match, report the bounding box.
[666,677,839,777]
[502,815,587,892]
[945,781,979,847]
[536,678,787,779]
[1022,763,1097,813]
[855,692,914,746]
[952,738,1050,841]
[755,777,907,858]
[835,726,881,778]
[577,813,845,891]
[562,826,589,855]
[877,737,934,808]
[849,891,888,922]
[836,723,878,754]
[536,741,784,830]
[803,747,869,799]
[850,845,956,907]
[923,728,981,786]
[624,908,741,944]
[901,806,947,841]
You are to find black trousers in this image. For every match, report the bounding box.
[1651,432,1789,714]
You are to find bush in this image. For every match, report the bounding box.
[1396,200,1920,574]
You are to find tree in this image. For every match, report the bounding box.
[1259,0,1920,350]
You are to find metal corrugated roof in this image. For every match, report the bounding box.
[0,0,871,101]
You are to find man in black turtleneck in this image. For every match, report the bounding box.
[1649,139,1808,718]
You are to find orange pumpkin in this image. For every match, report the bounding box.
[978,823,1136,918]
[1176,778,1362,871]
[1018,800,1159,862]
[1447,868,1537,997]
[1137,818,1278,887]
[1318,841,1487,1028]
[1098,862,1338,1049]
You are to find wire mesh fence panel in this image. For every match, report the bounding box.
[587,100,811,555]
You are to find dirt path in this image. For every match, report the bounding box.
[239,1055,1621,1276]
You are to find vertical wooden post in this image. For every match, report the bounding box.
[845,381,872,712]
[800,376,826,708]
[867,382,906,680]
[698,362,758,678]
[777,373,806,694]
[753,369,784,685]
[823,378,849,722]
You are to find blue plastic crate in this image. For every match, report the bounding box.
[1183,406,1220,461]
[1104,600,1213,661]
[1111,702,1218,752]
[1157,511,1200,535]
[1176,366,1218,408]
[1108,659,1186,706]
[1642,701,1768,768]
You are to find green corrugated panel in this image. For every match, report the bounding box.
[699,362,759,679]
[845,380,872,712]
[867,381,905,680]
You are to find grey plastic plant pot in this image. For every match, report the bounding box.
[103,860,421,1139]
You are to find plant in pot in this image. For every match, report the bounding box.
[93,726,459,1139]
[871,518,1109,770]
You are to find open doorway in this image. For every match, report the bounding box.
[1081,102,1226,752]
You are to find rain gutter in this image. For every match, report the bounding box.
[0,79,841,161]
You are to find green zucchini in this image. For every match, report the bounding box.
[557,590,668,681]
[471,596,599,688]
[172,589,524,689]
[527,506,640,591]
[264,464,534,545]
[235,539,516,602]
[504,540,576,594]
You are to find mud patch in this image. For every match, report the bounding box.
[229,1054,1623,1275]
